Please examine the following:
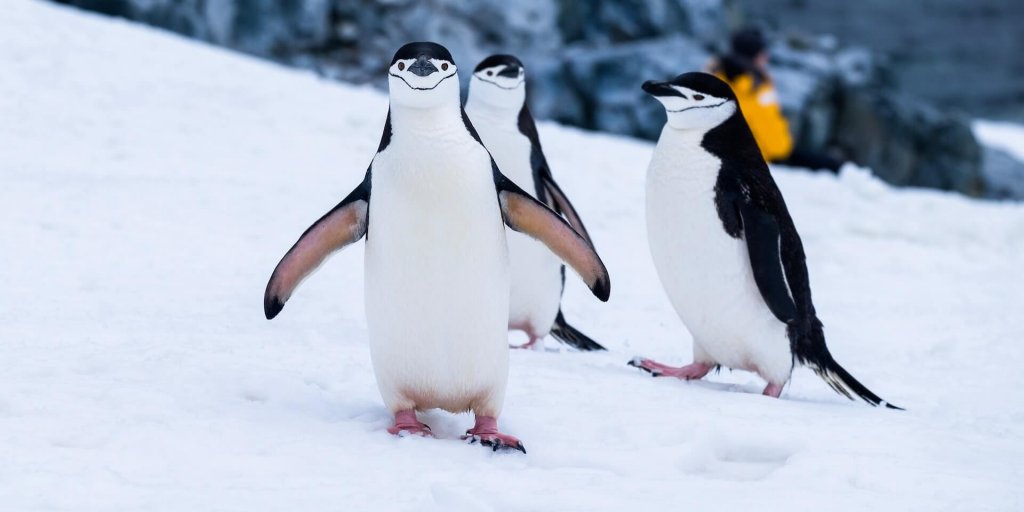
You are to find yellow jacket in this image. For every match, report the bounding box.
[714,71,793,162]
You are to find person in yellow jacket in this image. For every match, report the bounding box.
[710,28,842,173]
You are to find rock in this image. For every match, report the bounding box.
[835,90,983,196]
[768,34,887,156]
[540,36,710,140]
[770,66,837,153]
[769,35,987,197]
[47,0,1016,198]
[734,0,1024,117]
[557,0,728,45]
[53,0,135,18]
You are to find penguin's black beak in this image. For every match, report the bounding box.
[497,63,522,78]
[642,80,679,97]
[408,55,438,77]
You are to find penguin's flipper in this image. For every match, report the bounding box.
[539,175,593,246]
[495,172,610,302]
[517,104,594,244]
[736,200,798,323]
[549,310,606,351]
[737,197,901,409]
[264,174,371,319]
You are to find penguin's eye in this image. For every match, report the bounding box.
[486,70,493,76]
[397,62,405,71]
[441,63,449,71]
[693,94,705,101]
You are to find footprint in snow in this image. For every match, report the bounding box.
[677,433,797,481]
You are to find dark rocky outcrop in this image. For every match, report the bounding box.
[735,0,1024,117]
[50,0,1020,198]
[769,36,985,195]
[533,36,711,140]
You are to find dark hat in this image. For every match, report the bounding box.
[730,27,767,59]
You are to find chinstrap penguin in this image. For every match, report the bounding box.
[630,72,900,409]
[465,54,606,351]
[264,42,612,453]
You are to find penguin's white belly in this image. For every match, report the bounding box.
[646,140,792,384]
[506,230,563,334]
[474,122,562,335]
[365,144,509,414]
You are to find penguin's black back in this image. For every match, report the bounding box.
[701,106,899,408]
[516,104,549,202]
[703,109,820,350]
[707,113,809,303]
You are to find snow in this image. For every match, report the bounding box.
[2,1,1023,510]
[975,120,1024,163]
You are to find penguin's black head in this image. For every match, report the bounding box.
[388,42,460,108]
[474,54,525,79]
[642,72,738,131]
[468,54,527,109]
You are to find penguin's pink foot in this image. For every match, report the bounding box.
[462,416,526,454]
[509,323,542,350]
[509,336,541,350]
[387,409,432,437]
[762,383,784,398]
[628,357,712,380]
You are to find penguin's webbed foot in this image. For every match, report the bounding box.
[509,336,541,350]
[462,416,526,454]
[464,433,527,454]
[387,409,433,437]
[628,357,712,380]
[762,382,784,398]
[508,324,542,351]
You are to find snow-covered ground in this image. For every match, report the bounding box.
[3,1,1024,510]
[975,120,1024,163]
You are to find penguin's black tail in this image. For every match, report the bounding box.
[808,357,903,410]
[792,318,902,410]
[549,311,606,351]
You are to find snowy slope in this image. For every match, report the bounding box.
[2,1,1024,510]
[975,120,1024,162]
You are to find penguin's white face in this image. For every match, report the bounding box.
[388,55,460,109]
[643,81,736,131]
[470,64,526,110]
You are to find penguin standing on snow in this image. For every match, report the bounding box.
[630,72,899,408]
[264,42,611,453]
[466,54,605,351]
